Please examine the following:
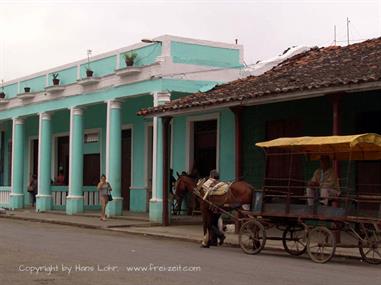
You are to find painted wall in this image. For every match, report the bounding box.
[48,66,78,86]
[20,75,46,93]
[171,41,241,68]
[242,97,332,189]
[119,44,162,68]
[2,83,18,99]
[122,95,153,212]
[80,55,116,78]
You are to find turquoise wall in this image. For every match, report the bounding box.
[219,109,235,180]
[119,44,162,68]
[48,66,77,86]
[171,41,241,68]
[21,75,46,93]
[122,95,153,212]
[3,83,18,99]
[80,55,116,78]
[242,97,332,189]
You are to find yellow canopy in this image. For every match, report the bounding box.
[255,133,381,160]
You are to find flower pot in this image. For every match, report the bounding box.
[24,87,31,93]
[53,79,60,86]
[86,70,94,78]
[0,92,5,99]
[125,59,134,67]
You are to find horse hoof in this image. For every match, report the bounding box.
[219,235,226,246]
[200,244,209,248]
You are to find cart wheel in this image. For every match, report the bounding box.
[282,225,307,256]
[307,226,336,263]
[359,231,381,265]
[239,220,266,255]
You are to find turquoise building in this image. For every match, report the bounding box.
[0,35,243,222]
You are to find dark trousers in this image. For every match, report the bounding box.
[209,213,225,245]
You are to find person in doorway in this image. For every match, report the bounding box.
[97,174,112,221]
[28,174,38,207]
[54,167,65,185]
[306,155,340,206]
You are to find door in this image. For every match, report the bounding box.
[83,154,100,186]
[121,129,132,211]
[31,139,39,176]
[193,120,217,178]
[57,136,69,185]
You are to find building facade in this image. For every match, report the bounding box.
[0,35,244,222]
[140,38,381,223]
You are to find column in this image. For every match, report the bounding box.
[66,107,84,214]
[105,100,123,216]
[36,112,53,212]
[149,92,171,223]
[9,118,25,209]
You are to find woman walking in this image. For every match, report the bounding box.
[97,174,112,221]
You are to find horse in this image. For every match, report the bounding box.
[173,173,198,215]
[176,175,254,247]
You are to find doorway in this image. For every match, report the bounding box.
[83,154,100,186]
[31,139,39,177]
[57,136,69,185]
[192,119,217,178]
[121,129,132,211]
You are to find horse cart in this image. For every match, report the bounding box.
[238,134,381,264]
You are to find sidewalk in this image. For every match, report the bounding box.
[0,208,362,259]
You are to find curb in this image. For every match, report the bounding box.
[0,214,362,261]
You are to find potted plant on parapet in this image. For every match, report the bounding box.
[24,87,31,93]
[52,73,60,86]
[85,67,93,78]
[123,51,138,67]
[0,80,5,98]
[85,49,94,77]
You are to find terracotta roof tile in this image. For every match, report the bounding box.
[138,38,381,116]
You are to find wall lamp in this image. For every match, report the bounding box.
[141,39,162,44]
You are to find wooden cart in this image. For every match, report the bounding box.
[238,134,381,264]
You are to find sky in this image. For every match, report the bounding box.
[0,0,380,82]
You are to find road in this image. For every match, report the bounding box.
[0,219,380,285]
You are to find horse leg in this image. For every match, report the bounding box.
[175,197,182,215]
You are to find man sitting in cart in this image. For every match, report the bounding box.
[306,155,340,206]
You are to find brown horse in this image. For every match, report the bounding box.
[176,176,254,247]
[174,174,198,215]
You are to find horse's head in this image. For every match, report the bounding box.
[173,173,198,215]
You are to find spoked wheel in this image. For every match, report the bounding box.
[239,220,266,255]
[282,225,307,256]
[307,226,336,263]
[359,230,381,264]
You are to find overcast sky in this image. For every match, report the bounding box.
[0,0,380,82]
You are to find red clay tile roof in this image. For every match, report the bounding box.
[138,37,381,116]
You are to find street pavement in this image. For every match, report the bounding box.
[0,219,380,285]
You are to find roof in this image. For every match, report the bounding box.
[256,133,381,160]
[138,37,381,116]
